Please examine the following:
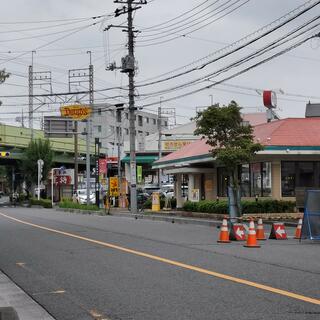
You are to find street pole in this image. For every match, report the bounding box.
[128,0,137,214]
[74,121,78,192]
[86,51,94,206]
[116,107,122,207]
[158,98,162,190]
[109,0,147,213]
[117,123,121,207]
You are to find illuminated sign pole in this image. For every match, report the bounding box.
[60,104,92,205]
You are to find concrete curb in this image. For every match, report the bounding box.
[55,208,298,228]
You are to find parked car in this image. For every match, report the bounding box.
[74,189,96,205]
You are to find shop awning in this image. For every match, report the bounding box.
[121,155,158,164]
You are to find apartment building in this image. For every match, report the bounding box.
[78,103,168,156]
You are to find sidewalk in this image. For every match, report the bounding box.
[0,270,54,320]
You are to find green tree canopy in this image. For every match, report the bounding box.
[194,100,263,216]
[21,139,54,188]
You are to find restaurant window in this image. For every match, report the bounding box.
[251,163,262,197]
[217,167,229,197]
[240,164,250,197]
[281,162,295,197]
[297,162,314,188]
[262,162,272,196]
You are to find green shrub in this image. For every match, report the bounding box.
[183,199,295,214]
[58,199,99,211]
[30,198,52,208]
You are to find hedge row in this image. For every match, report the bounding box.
[183,199,296,214]
[58,199,99,211]
[30,198,52,208]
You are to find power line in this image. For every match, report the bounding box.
[136,0,251,47]
[140,32,319,108]
[136,0,319,83]
[137,16,320,98]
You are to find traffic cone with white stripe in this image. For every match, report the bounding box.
[294,218,303,239]
[244,219,260,248]
[256,218,266,240]
[217,217,231,243]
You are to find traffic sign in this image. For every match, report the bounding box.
[269,223,287,240]
[230,223,246,241]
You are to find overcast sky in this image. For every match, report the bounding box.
[0,0,319,127]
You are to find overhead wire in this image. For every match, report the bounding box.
[136,0,251,47]
[136,0,319,83]
[140,32,319,108]
[137,16,320,98]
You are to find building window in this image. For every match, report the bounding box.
[125,128,129,135]
[97,125,102,133]
[297,162,314,188]
[98,108,102,115]
[138,130,143,135]
[240,164,250,197]
[153,118,156,125]
[138,115,143,126]
[146,132,149,136]
[145,117,149,124]
[217,167,229,197]
[116,110,121,122]
[251,163,262,197]
[165,121,168,127]
[262,162,272,196]
[281,162,295,197]
[125,113,129,120]
[218,162,272,197]
[116,126,122,136]
[281,161,317,197]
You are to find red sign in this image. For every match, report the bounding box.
[106,156,118,164]
[263,90,277,109]
[230,223,246,241]
[54,175,71,186]
[99,159,107,174]
[269,223,287,240]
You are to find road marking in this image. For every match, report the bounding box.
[32,289,65,296]
[1,212,320,306]
[16,262,26,267]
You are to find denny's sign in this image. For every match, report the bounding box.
[60,104,92,120]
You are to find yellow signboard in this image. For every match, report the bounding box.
[60,104,92,120]
[109,177,119,197]
[163,140,192,151]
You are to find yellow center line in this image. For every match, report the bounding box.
[1,211,320,306]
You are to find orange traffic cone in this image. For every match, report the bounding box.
[256,218,266,240]
[294,218,303,239]
[244,220,260,248]
[217,217,231,243]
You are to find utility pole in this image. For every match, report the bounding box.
[28,50,35,140]
[108,0,147,214]
[158,97,163,190]
[74,120,78,192]
[116,104,124,206]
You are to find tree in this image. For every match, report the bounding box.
[0,69,10,105]
[194,101,263,218]
[21,139,54,193]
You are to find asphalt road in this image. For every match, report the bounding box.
[0,207,319,320]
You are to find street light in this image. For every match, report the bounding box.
[51,166,65,207]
